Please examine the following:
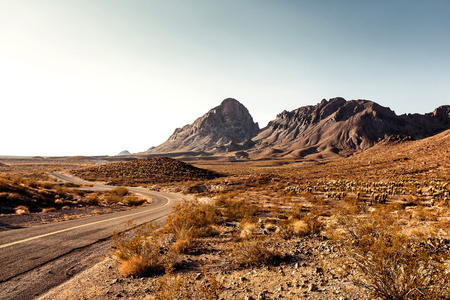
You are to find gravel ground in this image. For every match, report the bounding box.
[38,234,371,300]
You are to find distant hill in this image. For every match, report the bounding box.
[117,150,131,156]
[144,98,259,154]
[71,157,222,185]
[144,97,450,160]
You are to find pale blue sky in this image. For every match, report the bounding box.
[1,0,449,156]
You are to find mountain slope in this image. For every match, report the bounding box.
[251,97,450,158]
[145,98,259,154]
[144,97,449,159]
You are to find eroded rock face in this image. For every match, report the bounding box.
[253,98,450,157]
[146,97,450,159]
[147,98,259,153]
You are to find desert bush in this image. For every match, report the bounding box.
[40,182,55,189]
[54,199,64,205]
[105,194,122,204]
[335,210,450,300]
[169,238,195,254]
[277,212,324,239]
[239,221,258,239]
[228,237,283,268]
[287,202,304,220]
[42,207,56,212]
[62,182,80,188]
[85,193,100,206]
[0,179,9,191]
[165,200,221,241]
[217,197,259,221]
[122,195,146,206]
[27,180,39,188]
[149,266,223,300]
[109,187,129,197]
[15,205,30,215]
[112,222,166,277]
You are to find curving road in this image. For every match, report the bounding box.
[0,172,185,299]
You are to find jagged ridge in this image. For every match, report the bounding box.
[253,97,450,158]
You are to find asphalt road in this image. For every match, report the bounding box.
[0,172,185,299]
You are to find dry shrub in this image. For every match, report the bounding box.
[42,207,56,212]
[229,237,283,268]
[109,187,129,197]
[119,255,154,277]
[289,220,309,236]
[216,197,259,221]
[149,270,193,300]
[412,206,439,222]
[40,182,55,189]
[288,202,304,219]
[15,205,29,215]
[169,239,195,254]
[149,266,223,300]
[277,213,324,239]
[239,221,258,239]
[85,193,100,206]
[165,200,221,240]
[122,195,146,206]
[105,194,122,204]
[112,222,166,277]
[335,210,450,300]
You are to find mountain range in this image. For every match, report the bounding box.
[144,97,450,160]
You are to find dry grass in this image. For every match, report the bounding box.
[112,222,167,277]
[4,131,450,299]
[228,237,283,268]
[332,209,450,299]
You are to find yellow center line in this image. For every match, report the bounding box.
[0,195,171,250]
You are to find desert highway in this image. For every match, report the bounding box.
[0,172,185,299]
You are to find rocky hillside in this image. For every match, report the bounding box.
[145,98,259,154]
[71,157,222,185]
[251,98,450,158]
[144,97,450,159]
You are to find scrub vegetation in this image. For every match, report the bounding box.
[4,130,450,299]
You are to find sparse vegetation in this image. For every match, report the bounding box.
[333,209,450,299]
[4,130,450,299]
[112,221,167,277]
[71,157,222,186]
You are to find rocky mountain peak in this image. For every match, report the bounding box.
[146,98,259,154]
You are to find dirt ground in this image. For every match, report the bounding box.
[38,234,368,300]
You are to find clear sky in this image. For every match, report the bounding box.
[1,0,449,156]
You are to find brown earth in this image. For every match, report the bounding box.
[2,129,450,299]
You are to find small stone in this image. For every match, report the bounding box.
[294,262,299,269]
[308,284,318,292]
[245,295,254,300]
[258,290,268,300]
